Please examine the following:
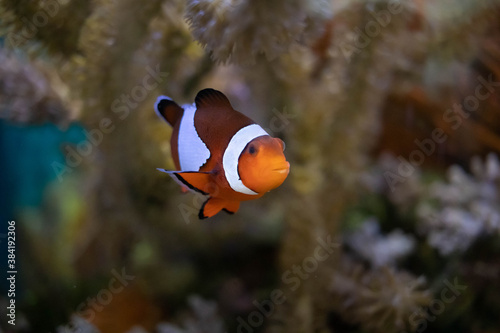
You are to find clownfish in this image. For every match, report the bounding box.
[155,88,290,219]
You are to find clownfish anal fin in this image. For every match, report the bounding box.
[195,88,233,110]
[157,169,212,195]
[199,198,240,219]
[154,96,183,126]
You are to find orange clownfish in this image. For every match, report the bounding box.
[155,88,290,219]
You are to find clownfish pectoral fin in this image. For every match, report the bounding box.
[154,96,183,126]
[199,198,241,219]
[157,169,212,195]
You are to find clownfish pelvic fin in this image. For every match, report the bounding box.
[199,197,240,219]
[157,169,213,195]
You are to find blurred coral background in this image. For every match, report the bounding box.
[1,0,500,332]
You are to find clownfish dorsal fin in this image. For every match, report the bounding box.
[195,88,233,110]
[155,95,183,126]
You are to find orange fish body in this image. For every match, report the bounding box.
[155,89,289,219]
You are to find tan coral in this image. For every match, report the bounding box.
[330,258,432,332]
[185,0,332,64]
[0,50,72,125]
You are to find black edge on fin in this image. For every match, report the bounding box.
[195,88,233,109]
[157,169,210,195]
[154,96,183,126]
[222,208,235,215]
[199,198,210,220]
[171,173,209,196]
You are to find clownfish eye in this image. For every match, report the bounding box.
[248,145,257,155]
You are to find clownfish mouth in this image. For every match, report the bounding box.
[272,162,290,174]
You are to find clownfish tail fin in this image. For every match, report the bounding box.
[199,198,240,219]
[154,95,183,126]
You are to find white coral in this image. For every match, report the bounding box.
[345,218,416,267]
[157,295,226,333]
[418,207,483,255]
[417,154,500,255]
[57,315,99,333]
